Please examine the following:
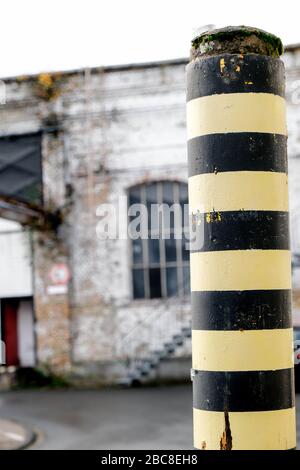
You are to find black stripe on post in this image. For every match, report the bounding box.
[186,53,285,102]
[192,290,292,330]
[190,210,290,252]
[188,133,287,176]
[193,369,294,412]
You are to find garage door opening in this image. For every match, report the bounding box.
[0,298,35,367]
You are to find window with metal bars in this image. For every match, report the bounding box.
[129,181,190,299]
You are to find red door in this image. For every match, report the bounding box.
[2,300,19,366]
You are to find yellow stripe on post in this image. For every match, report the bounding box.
[193,407,296,450]
[190,250,291,292]
[192,329,294,371]
[186,92,287,140]
[188,171,289,214]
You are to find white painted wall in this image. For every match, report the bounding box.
[0,218,33,298]
[17,300,35,367]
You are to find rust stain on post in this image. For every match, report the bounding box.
[220,411,233,450]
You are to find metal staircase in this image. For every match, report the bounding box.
[118,304,191,386]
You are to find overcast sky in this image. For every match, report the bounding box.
[1,0,300,77]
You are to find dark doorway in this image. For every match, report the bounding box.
[1,299,19,366]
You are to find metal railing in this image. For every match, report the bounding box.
[117,278,191,362]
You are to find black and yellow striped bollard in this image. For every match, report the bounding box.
[187,26,296,450]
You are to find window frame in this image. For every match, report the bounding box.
[129,181,190,300]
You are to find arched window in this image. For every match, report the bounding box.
[128,181,190,299]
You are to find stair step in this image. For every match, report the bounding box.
[182,327,191,338]
[137,358,159,369]
[136,364,151,373]
[143,358,159,369]
[117,378,132,387]
[149,361,158,369]
[128,373,142,381]
[153,350,166,359]
[173,335,184,346]
[164,343,175,354]
[182,327,191,333]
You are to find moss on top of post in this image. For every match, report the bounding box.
[191,26,283,59]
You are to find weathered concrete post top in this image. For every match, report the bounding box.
[187,26,296,450]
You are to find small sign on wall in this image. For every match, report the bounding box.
[47,263,71,296]
[47,284,68,295]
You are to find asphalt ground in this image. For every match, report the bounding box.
[0,385,299,450]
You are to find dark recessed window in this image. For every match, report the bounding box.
[0,133,43,206]
[129,181,190,299]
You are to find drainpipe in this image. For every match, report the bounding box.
[187,26,296,450]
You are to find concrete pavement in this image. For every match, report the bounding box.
[0,385,299,449]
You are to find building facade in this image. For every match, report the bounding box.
[0,46,300,385]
